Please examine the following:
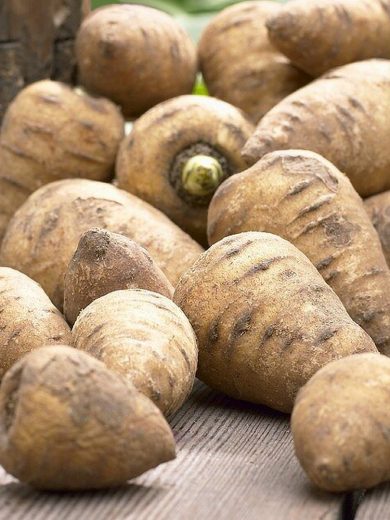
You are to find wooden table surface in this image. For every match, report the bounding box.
[0,380,386,520]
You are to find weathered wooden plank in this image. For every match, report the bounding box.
[9,0,55,83]
[0,0,87,122]
[53,39,77,83]
[355,486,390,519]
[53,0,84,40]
[0,381,343,520]
[0,42,23,121]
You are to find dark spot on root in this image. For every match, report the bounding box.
[360,268,386,278]
[141,28,149,41]
[225,247,241,259]
[39,94,60,105]
[126,136,135,150]
[170,41,180,60]
[335,4,352,27]
[380,0,390,18]
[316,328,338,344]
[5,328,23,346]
[51,335,65,342]
[179,347,191,370]
[287,180,313,196]
[375,335,390,349]
[85,323,105,341]
[0,176,30,194]
[280,269,296,280]
[359,309,383,324]
[225,316,251,357]
[207,319,219,347]
[3,366,22,432]
[348,96,366,113]
[100,38,116,59]
[82,96,108,114]
[43,308,61,315]
[38,208,60,240]
[245,257,283,275]
[223,122,249,144]
[152,105,185,126]
[316,256,335,271]
[261,154,281,170]
[23,124,54,136]
[223,239,255,260]
[218,16,250,33]
[153,303,171,313]
[0,142,40,162]
[296,195,334,219]
[322,214,356,247]
[336,104,354,123]
[79,120,96,130]
[168,374,175,390]
[261,325,275,345]
[324,270,339,283]
[283,335,297,350]
[319,125,332,143]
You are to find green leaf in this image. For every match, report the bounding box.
[193,75,209,96]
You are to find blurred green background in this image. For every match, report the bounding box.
[90,1,288,40]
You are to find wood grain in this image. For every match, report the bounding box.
[0,0,87,122]
[356,486,390,519]
[0,380,343,520]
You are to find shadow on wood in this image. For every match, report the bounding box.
[0,380,345,520]
[355,482,390,519]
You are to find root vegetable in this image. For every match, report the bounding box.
[0,268,71,378]
[173,232,377,413]
[267,0,390,77]
[292,353,390,492]
[365,191,390,268]
[242,60,390,197]
[198,1,309,123]
[0,80,124,240]
[0,345,175,490]
[76,5,197,118]
[0,179,203,309]
[115,95,253,245]
[208,150,390,355]
[73,289,198,416]
[64,228,174,325]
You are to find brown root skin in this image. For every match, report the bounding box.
[242,60,390,198]
[0,79,124,241]
[115,95,254,246]
[292,353,390,492]
[198,1,310,123]
[365,191,390,268]
[173,232,376,413]
[266,0,390,77]
[76,5,197,118]
[73,289,198,416]
[64,228,174,325]
[0,346,175,490]
[208,150,390,355]
[0,268,71,379]
[0,179,203,310]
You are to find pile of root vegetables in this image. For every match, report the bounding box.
[1,0,390,495]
